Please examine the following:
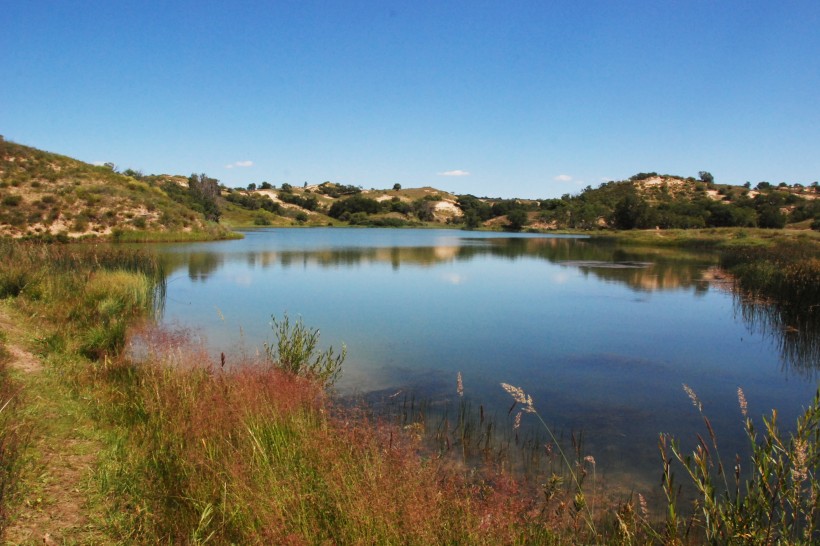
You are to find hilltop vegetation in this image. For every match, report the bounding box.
[543,172,820,231]
[2,139,819,238]
[225,171,819,233]
[0,140,236,241]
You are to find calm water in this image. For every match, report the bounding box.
[147,228,818,493]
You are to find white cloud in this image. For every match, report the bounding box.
[554,174,573,182]
[442,273,465,285]
[438,169,470,177]
[225,160,254,169]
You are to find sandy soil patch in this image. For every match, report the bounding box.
[433,200,463,218]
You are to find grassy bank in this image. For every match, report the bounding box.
[111,225,243,243]
[591,228,820,311]
[0,240,818,543]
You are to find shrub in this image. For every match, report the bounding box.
[1,195,21,207]
[264,314,345,386]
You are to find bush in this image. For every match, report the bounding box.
[1,195,21,207]
[264,314,345,386]
[254,214,271,226]
[328,195,382,219]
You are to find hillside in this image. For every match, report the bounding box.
[535,173,820,231]
[2,140,819,237]
[0,140,235,241]
[219,182,465,228]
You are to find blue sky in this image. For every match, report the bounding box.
[2,1,819,198]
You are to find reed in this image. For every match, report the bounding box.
[639,385,820,544]
[0,241,165,359]
[720,242,820,311]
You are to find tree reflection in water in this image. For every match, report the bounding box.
[734,295,820,377]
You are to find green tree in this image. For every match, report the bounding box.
[412,199,437,222]
[392,183,402,191]
[757,206,786,228]
[457,195,492,222]
[327,195,382,219]
[613,194,649,229]
[698,171,714,185]
[188,173,221,222]
[463,210,481,230]
[506,209,529,231]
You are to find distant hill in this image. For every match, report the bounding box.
[540,173,819,231]
[220,182,465,228]
[2,140,818,237]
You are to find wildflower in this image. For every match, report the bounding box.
[456,372,463,397]
[737,387,748,417]
[683,384,702,412]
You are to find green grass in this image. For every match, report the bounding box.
[111,225,242,243]
[0,335,26,538]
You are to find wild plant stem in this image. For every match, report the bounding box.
[531,411,596,533]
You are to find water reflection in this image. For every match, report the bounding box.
[154,230,820,377]
[161,234,716,295]
[734,296,820,378]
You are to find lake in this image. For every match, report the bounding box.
[146,228,818,496]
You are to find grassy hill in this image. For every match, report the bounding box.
[220,182,465,228]
[0,140,235,241]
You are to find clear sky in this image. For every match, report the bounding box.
[2,1,819,198]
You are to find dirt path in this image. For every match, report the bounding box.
[1,308,110,545]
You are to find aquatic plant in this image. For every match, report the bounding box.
[657,385,820,544]
[499,381,598,534]
[264,313,345,386]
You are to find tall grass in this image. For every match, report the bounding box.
[111,226,242,243]
[93,339,568,544]
[0,241,165,359]
[653,385,820,545]
[721,242,820,312]
[264,314,345,386]
[0,336,26,539]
